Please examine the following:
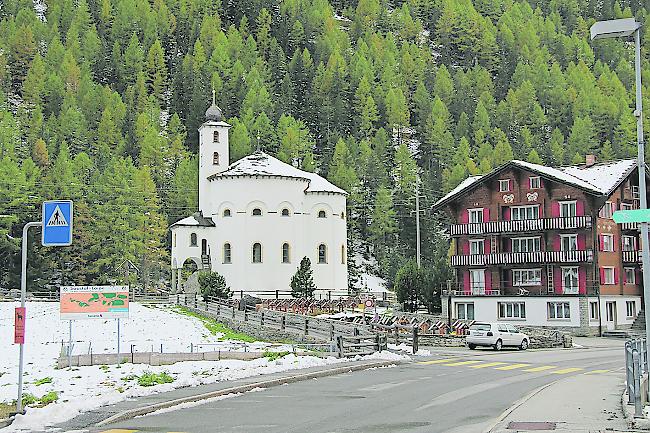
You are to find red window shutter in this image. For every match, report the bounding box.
[599,235,604,252]
[462,240,470,255]
[551,202,560,217]
[599,267,605,284]
[538,204,544,217]
[484,238,491,253]
[508,179,512,191]
[576,200,584,216]
[579,267,586,294]
[503,207,511,221]
[483,208,490,222]
[553,235,561,251]
[504,269,511,288]
[539,178,544,188]
[463,271,470,294]
[636,269,642,285]
[554,267,562,294]
[614,268,619,284]
[461,210,469,224]
[485,270,492,291]
[577,234,586,250]
[623,269,628,284]
[613,235,617,252]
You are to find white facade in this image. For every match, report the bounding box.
[171,104,348,297]
[450,295,641,331]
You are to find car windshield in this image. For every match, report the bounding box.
[470,324,491,331]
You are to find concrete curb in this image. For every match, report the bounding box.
[0,418,12,429]
[621,388,650,429]
[96,359,402,427]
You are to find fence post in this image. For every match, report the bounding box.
[330,323,335,341]
[281,315,286,330]
[232,306,235,319]
[627,342,635,405]
[354,327,360,346]
[394,325,399,345]
[304,318,309,336]
[633,349,643,417]
[275,290,279,300]
[412,326,419,354]
[337,335,344,358]
[217,303,220,316]
[244,309,248,321]
[176,294,179,304]
[375,334,381,352]
[194,293,197,308]
[261,312,265,326]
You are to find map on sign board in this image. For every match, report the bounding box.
[60,286,129,320]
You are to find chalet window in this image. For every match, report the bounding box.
[282,243,290,263]
[562,267,579,293]
[318,244,327,264]
[469,269,486,294]
[625,267,636,284]
[281,208,290,216]
[511,237,540,253]
[498,302,526,319]
[548,302,571,319]
[589,302,599,320]
[602,267,615,285]
[559,201,576,217]
[213,152,219,165]
[499,179,511,192]
[599,201,614,219]
[252,208,262,216]
[468,208,483,223]
[529,176,541,189]
[602,234,614,252]
[318,210,327,218]
[627,301,637,317]
[252,243,262,263]
[511,205,539,220]
[213,131,219,143]
[560,234,578,251]
[512,269,541,286]
[456,303,474,320]
[190,233,198,247]
[223,209,231,217]
[469,239,484,255]
[622,235,636,251]
[223,243,232,264]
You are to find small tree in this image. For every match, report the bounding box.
[291,256,316,298]
[198,271,230,299]
[395,260,427,312]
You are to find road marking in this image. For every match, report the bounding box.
[441,360,484,366]
[417,358,460,365]
[494,363,531,370]
[523,365,557,372]
[99,430,138,433]
[469,362,508,369]
[551,367,584,375]
[585,369,610,375]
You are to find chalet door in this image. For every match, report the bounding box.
[201,239,208,256]
[470,270,486,295]
[605,301,617,330]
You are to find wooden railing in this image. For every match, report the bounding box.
[450,216,593,236]
[623,250,642,263]
[451,249,594,266]
[622,222,640,231]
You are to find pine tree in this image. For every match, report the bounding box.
[527,149,543,164]
[146,39,169,107]
[291,257,316,298]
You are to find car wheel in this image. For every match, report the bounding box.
[494,339,503,351]
[468,343,476,350]
[520,339,528,350]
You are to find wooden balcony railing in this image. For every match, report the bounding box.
[450,249,594,266]
[450,216,593,236]
[623,250,641,263]
[621,222,640,231]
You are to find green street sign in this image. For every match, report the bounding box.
[613,209,650,224]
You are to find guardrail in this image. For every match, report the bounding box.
[625,338,648,417]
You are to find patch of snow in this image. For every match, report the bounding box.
[356,351,410,362]
[333,13,352,23]
[33,0,47,22]
[387,343,430,357]
[560,159,636,195]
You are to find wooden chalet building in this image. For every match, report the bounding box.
[433,157,644,334]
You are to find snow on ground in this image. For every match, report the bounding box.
[0,302,401,432]
[388,343,431,357]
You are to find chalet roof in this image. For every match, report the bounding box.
[207,151,347,195]
[170,211,215,228]
[433,159,637,209]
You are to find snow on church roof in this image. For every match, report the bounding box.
[170,212,215,228]
[434,159,637,209]
[208,151,348,195]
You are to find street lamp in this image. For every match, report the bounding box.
[591,17,650,373]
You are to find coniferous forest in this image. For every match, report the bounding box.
[1,0,650,298]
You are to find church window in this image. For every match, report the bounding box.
[253,243,262,263]
[213,152,219,165]
[318,210,327,218]
[341,245,346,264]
[213,131,219,143]
[223,209,231,217]
[252,208,262,216]
[318,244,327,264]
[281,208,290,216]
[190,233,198,247]
[173,233,177,247]
[282,243,290,263]
[223,243,231,263]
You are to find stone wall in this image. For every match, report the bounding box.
[57,350,263,368]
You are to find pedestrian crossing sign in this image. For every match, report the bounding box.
[42,200,73,246]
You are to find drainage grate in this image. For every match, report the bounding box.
[507,421,557,430]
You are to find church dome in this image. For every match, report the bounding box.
[205,103,223,122]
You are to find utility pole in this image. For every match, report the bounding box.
[411,176,425,268]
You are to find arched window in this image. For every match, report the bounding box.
[318,244,327,264]
[341,245,346,264]
[190,233,198,247]
[282,243,290,263]
[318,210,327,218]
[213,152,220,165]
[223,209,231,217]
[252,208,262,216]
[173,233,177,247]
[213,131,219,143]
[252,243,262,263]
[223,243,231,263]
[281,208,290,217]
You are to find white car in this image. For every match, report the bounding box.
[466,322,529,351]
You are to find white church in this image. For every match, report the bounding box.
[170,100,349,298]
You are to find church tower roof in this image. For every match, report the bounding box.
[205,89,223,122]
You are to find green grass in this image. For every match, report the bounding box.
[137,372,175,387]
[20,393,37,407]
[174,307,258,342]
[0,402,12,419]
[33,377,52,386]
[262,351,291,362]
[38,392,58,405]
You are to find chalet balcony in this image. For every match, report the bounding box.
[450,249,594,266]
[449,216,593,236]
[621,222,640,231]
[623,250,641,263]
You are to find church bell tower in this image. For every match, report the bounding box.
[198,91,231,213]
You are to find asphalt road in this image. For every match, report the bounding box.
[98,340,625,433]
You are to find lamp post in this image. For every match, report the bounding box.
[591,18,650,378]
